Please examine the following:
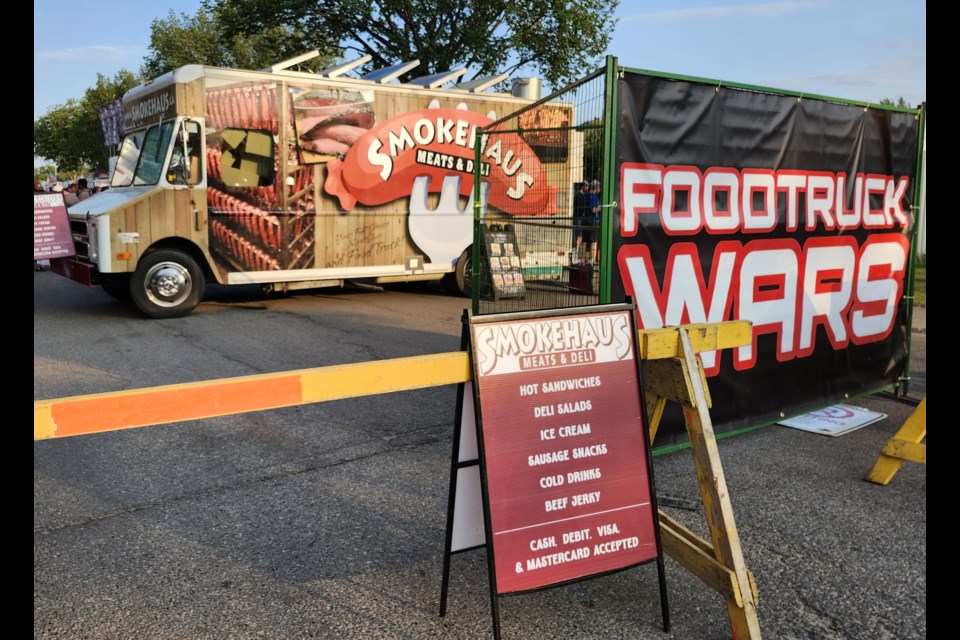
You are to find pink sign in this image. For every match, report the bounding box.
[34,193,76,260]
[471,309,659,594]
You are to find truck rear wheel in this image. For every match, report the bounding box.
[131,249,204,318]
[442,247,473,298]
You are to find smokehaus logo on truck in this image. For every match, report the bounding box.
[124,86,178,130]
[324,104,557,216]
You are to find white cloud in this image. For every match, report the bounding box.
[620,1,812,24]
[774,53,926,105]
[38,45,142,61]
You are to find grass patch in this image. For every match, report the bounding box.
[913,255,925,306]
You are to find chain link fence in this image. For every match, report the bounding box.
[473,68,610,315]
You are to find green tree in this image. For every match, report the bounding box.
[880,97,910,108]
[211,0,620,88]
[141,3,338,79]
[34,71,139,175]
[141,7,230,78]
[34,1,329,176]
[36,0,619,176]
[35,101,78,173]
[34,164,58,184]
[580,117,604,184]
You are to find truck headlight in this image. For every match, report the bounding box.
[88,223,98,262]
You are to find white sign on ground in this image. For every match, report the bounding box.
[778,404,887,437]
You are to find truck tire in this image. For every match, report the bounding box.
[442,247,473,298]
[130,249,204,318]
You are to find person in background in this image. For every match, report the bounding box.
[77,178,93,201]
[62,182,80,206]
[586,179,601,264]
[34,181,44,193]
[572,181,590,262]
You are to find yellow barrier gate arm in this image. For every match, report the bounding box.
[34,353,472,441]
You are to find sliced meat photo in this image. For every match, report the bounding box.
[292,88,375,158]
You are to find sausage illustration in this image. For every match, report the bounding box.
[324,105,556,216]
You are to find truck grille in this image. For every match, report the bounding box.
[69,219,91,261]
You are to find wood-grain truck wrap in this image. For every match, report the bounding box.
[51,59,567,317]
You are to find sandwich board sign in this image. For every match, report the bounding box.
[440,303,669,638]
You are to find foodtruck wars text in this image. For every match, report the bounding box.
[616,163,913,375]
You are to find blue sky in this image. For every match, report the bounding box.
[35,0,925,123]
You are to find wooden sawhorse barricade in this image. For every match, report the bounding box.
[864,396,926,486]
[638,321,762,639]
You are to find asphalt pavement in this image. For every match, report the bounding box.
[33,272,926,639]
[912,304,925,332]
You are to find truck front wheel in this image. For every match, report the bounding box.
[131,249,204,318]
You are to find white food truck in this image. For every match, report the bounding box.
[51,52,573,317]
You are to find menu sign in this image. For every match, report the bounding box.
[479,224,526,300]
[34,192,76,260]
[471,307,659,594]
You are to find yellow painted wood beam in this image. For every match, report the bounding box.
[658,510,742,606]
[644,392,668,443]
[638,320,752,360]
[881,439,926,464]
[865,396,926,485]
[642,356,712,409]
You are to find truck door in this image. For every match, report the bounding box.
[167,119,204,186]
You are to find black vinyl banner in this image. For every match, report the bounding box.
[612,72,920,442]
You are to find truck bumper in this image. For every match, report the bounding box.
[50,257,96,287]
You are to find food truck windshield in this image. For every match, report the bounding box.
[111,121,176,188]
